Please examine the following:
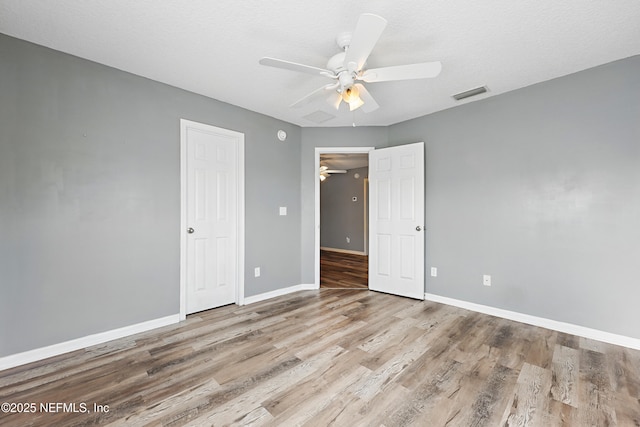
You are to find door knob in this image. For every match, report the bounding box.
[187,227,195,234]
[416,226,423,231]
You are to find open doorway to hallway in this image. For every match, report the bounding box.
[318,152,369,289]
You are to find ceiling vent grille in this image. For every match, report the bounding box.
[453,86,488,101]
[303,110,336,124]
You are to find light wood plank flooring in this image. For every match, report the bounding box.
[1,289,639,426]
[320,250,368,289]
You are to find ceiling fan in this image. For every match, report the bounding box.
[319,165,346,181]
[259,13,441,113]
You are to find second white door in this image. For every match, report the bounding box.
[183,120,241,314]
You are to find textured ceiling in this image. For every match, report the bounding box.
[1,0,639,127]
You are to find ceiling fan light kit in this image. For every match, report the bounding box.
[259,13,441,116]
[342,86,364,111]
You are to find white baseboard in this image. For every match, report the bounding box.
[242,284,318,305]
[0,314,180,371]
[320,247,367,256]
[424,293,640,351]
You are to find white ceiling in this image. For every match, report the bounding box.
[1,1,639,127]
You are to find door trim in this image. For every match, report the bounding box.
[180,119,245,320]
[314,146,374,288]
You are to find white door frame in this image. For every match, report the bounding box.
[180,119,245,320]
[314,146,374,287]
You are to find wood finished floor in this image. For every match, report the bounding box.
[320,250,368,289]
[1,289,639,426]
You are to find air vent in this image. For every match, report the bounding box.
[303,110,336,124]
[453,86,488,101]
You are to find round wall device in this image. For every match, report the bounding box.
[277,130,287,141]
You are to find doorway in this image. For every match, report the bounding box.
[314,147,374,289]
[319,152,369,289]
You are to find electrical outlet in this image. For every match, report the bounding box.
[346,237,350,243]
[279,207,287,216]
[431,267,438,277]
[483,274,491,286]
[254,267,261,277]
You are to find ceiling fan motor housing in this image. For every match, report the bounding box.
[327,52,346,73]
[338,71,355,92]
[327,52,358,93]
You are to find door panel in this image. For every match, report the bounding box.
[369,142,425,300]
[377,233,392,276]
[184,122,239,314]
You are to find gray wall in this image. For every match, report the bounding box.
[300,127,388,283]
[389,55,640,339]
[320,166,369,252]
[0,34,301,357]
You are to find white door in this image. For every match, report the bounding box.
[182,120,241,314]
[369,142,425,299]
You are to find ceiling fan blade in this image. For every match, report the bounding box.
[360,61,442,83]
[290,83,338,109]
[343,14,387,73]
[354,83,379,113]
[327,91,342,110]
[260,57,335,77]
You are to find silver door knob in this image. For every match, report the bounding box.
[416,226,423,231]
[187,227,195,234]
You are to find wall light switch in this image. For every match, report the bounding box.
[254,267,261,277]
[431,267,437,277]
[483,274,491,286]
[279,207,287,216]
